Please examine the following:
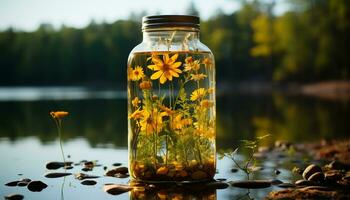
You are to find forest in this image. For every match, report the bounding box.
[0,0,349,87]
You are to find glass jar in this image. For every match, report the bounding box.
[127,15,216,182]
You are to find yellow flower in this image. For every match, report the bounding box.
[140,109,166,134]
[190,73,207,81]
[203,58,213,69]
[200,100,214,108]
[131,97,141,107]
[148,53,182,84]
[127,67,133,81]
[170,113,193,130]
[131,66,145,81]
[185,56,193,64]
[129,109,144,120]
[139,80,152,90]
[50,111,69,119]
[190,88,206,101]
[184,60,200,72]
[207,87,214,94]
[159,105,175,116]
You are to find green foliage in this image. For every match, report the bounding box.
[218,134,270,179]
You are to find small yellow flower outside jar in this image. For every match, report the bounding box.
[127,15,216,183]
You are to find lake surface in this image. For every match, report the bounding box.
[0,87,349,199]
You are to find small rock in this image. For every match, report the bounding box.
[103,166,107,170]
[325,170,343,181]
[216,178,227,181]
[115,173,129,178]
[103,184,132,195]
[64,166,73,170]
[45,172,72,178]
[269,179,283,185]
[81,167,92,172]
[206,181,229,189]
[230,180,271,189]
[277,183,296,188]
[302,164,322,180]
[156,167,169,175]
[231,168,238,173]
[105,167,129,176]
[46,161,73,170]
[5,181,20,187]
[112,163,122,167]
[84,161,94,168]
[275,169,281,175]
[81,180,97,185]
[308,172,325,182]
[20,178,31,183]
[326,161,350,170]
[4,194,24,200]
[27,181,47,192]
[74,173,99,180]
[67,155,71,158]
[17,182,28,187]
[191,171,207,180]
[295,179,317,186]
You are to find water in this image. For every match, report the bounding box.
[0,87,349,199]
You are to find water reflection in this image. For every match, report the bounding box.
[0,91,349,148]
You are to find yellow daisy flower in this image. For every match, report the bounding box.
[131,97,141,107]
[148,53,182,84]
[190,73,207,81]
[140,109,166,134]
[131,66,145,81]
[139,80,152,90]
[190,88,206,101]
[200,100,214,108]
[129,109,144,120]
[184,60,200,72]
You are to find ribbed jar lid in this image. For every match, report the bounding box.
[142,15,200,30]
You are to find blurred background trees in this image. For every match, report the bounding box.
[0,0,349,87]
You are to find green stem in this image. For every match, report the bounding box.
[55,119,66,165]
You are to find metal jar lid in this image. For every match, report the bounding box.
[142,15,200,30]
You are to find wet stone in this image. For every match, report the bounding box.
[20,178,31,183]
[16,182,28,187]
[277,183,296,188]
[308,172,325,182]
[64,166,73,170]
[115,173,129,178]
[295,179,318,186]
[230,180,271,189]
[191,171,207,180]
[275,169,281,175]
[270,179,283,185]
[112,163,122,167]
[5,181,20,187]
[27,181,48,192]
[103,184,132,195]
[325,170,343,181]
[231,168,239,173]
[303,164,322,180]
[46,161,73,170]
[105,167,129,176]
[216,178,227,181]
[45,172,72,178]
[82,167,92,172]
[81,180,97,186]
[206,181,229,189]
[103,166,107,170]
[74,173,99,180]
[326,161,350,170]
[4,194,24,200]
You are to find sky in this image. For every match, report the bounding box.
[0,0,288,31]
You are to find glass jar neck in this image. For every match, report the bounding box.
[142,28,200,45]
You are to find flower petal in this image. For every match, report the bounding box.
[151,70,163,80]
[170,54,178,63]
[160,74,167,84]
[170,62,182,68]
[152,56,163,66]
[163,54,170,64]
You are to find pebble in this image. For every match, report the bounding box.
[84,161,94,168]
[276,183,296,188]
[191,171,207,180]
[4,194,24,200]
[5,181,20,187]
[302,164,322,180]
[216,178,227,181]
[16,182,28,187]
[115,173,129,178]
[275,169,281,175]
[103,184,132,195]
[20,178,31,183]
[105,167,129,176]
[269,179,283,185]
[27,181,48,192]
[81,180,97,186]
[81,167,92,172]
[295,179,317,186]
[156,167,169,175]
[74,173,99,180]
[326,160,350,170]
[45,172,72,178]
[64,166,73,170]
[46,161,73,170]
[231,168,238,173]
[325,170,343,181]
[103,166,107,170]
[206,181,229,189]
[308,172,325,182]
[112,163,122,167]
[230,180,271,189]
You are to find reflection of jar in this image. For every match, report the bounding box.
[127,15,216,182]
